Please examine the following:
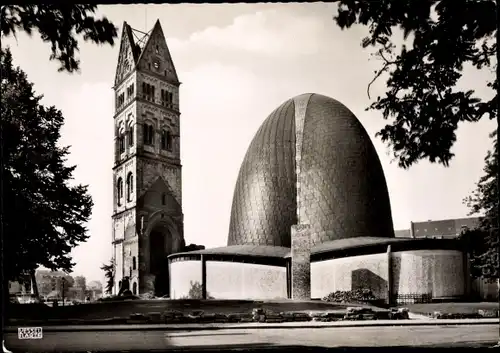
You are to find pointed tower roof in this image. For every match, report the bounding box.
[114,21,139,87]
[136,19,180,85]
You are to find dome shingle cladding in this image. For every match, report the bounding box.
[227,93,395,248]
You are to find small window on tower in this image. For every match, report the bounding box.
[161,130,167,150]
[132,256,136,270]
[155,45,159,54]
[143,124,154,145]
[117,178,124,206]
[153,61,159,70]
[161,193,166,205]
[119,134,125,154]
[126,172,133,201]
[166,131,173,151]
[149,125,154,144]
[128,126,134,146]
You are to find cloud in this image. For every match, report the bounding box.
[169,10,326,56]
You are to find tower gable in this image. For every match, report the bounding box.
[114,22,139,87]
[136,20,179,85]
[137,176,182,215]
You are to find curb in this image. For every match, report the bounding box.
[5,318,499,332]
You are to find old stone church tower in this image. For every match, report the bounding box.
[112,20,185,296]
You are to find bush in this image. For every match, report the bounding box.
[180,281,214,299]
[98,294,139,302]
[322,289,378,303]
[138,292,156,300]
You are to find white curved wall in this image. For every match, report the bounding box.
[170,249,465,301]
[206,261,287,300]
[392,249,464,298]
[169,260,202,299]
[311,253,389,299]
[311,249,465,300]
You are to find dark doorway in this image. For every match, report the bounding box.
[149,229,170,297]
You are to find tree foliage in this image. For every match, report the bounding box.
[462,130,499,282]
[1,48,93,282]
[100,259,115,295]
[332,1,498,282]
[1,5,117,73]
[74,275,87,290]
[333,0,497,168]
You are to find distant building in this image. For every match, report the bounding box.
[88,280,103,291]
[35,270,70,298]
[8,275,32,295]
[395,217,482,239]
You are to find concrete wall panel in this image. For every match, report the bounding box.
[311,253,388,299]
[206,261,287,300]
[169,260,202,299]
[392,250,464,298]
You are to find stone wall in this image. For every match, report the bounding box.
[291,224,312,300]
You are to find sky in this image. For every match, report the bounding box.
[3,3,496,283]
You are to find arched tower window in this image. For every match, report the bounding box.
[161,193,167,206]
[132,256,136,270]
[143,124,154,145]
[126,172,133,201]
[118,130,125,154]
[128,126,134,147]
[132,282,137,295]
[166,131,173,151]
[117,178,124,206]
[161,130,173,151]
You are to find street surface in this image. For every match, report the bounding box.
[4,324,498,352]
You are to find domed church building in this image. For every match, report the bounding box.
[169,94,467,303]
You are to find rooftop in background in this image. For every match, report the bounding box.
[395,217,481,239]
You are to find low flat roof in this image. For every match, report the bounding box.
[311,237,410,255]
[168,245,291,259]
[169,237,461,261]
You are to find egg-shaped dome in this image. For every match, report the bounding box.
[227,93,395,247]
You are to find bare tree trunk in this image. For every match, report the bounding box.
[30,270,39,298]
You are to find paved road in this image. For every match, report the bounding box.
[4,324,498,352]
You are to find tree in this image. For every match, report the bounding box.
[462,130,499,282]
[74,276,87,290]
[1,5,117,73]
[332,0,498,283]
[1,48,93,286]
[61,275,75,299]
[332,0,497,168]
[74,275,87,300]
[100,260,115,295]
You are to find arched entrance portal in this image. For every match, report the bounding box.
[148,221,179,297]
